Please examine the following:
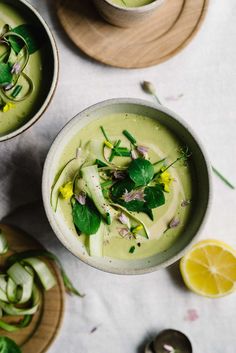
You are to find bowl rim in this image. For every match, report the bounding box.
[0,0,59,143]
[42,97,212,275]
[102,0,164,13]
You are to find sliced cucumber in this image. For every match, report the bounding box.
[81,165,115,222]
[50,158,83,212]
[89,222,105,257]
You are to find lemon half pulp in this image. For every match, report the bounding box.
[180,240,236,298]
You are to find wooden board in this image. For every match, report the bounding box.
[57,0,209,68]
[0,224,65,353]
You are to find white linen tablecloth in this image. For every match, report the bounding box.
[1,0,236,352]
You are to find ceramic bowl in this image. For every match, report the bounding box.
[0,0,59,142]
[42,98,212,275]
[93,0,164,28]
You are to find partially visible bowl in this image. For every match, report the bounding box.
[0,0,58,142]
[93,0,165,28]
[42,98,212,275]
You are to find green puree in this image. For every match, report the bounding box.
[0,3,43,136]
[57,113,193,260]
[111,0,154,7]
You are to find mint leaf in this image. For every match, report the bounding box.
[9,24,43,54]
[0,337,22,353]
[128,158,154,187]
[72,198,101,235]
[0,62,12,86]
[144,185,165,209]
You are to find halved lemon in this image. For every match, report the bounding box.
[180,240,236,298]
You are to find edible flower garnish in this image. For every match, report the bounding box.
[136,145,149,158]
[121,188,145,202]
[158,168,174,193]
[169,217,180,229]
[11,62,21,75]
[59,181,74,200]
[113,170,126,180]
[118,228,133,239]
[118,213,131,228]
[131,225,143,234]
[75,192,86,205]
[181,199,191,207]
[2,102,15,113]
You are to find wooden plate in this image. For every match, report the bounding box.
[0,224,65,353]
[57,0,209,68]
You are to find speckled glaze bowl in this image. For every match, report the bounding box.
[42,98,212,275]
[93,0,165,28]
[0,0,59,142]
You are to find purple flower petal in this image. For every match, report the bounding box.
[118,228,134,240]
[136,145,149,158]
[169,217,180,228]
[117,213,130,228]
[121,189,145,202]
[11,62,21,75]
[75,192,86,205]
[3,83,14,91]
[113,170,126,180]
[181,199,191,207]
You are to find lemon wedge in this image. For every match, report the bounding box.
[180,240,236,298]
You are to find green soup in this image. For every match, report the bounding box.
[53,113,194,261]
[110,0,154,7]
[0,2,53,137]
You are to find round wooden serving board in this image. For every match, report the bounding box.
[0,224,65,353]
[57,0,209,68]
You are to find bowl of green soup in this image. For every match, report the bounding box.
[93,0,164,27]
[42,98,211,275]
[0,0,58,142]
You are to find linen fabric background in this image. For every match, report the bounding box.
[0,0,236,352]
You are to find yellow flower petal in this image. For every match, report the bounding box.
[104,140,114,149]
[2,102,15,113]
[59,181,74,200]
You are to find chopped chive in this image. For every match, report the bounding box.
[101,180,114,188]
[100,126,110,141]
[212,166,235,189]
[129,246,135,254]
[123,130,137,145]
[95,159,107,168]
[11,84,22,98]
[102,189,109,198]
[106,213,111,225]
[115,147,130,152]
[153,158,166,166]
[109,140,121,162]
[114,151,131,157]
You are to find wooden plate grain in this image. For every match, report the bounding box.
[57,0,209,68]
[0,224,65,353]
